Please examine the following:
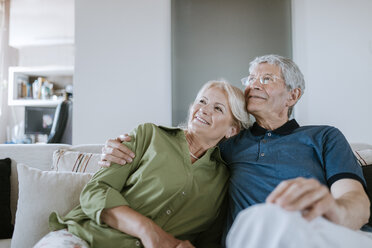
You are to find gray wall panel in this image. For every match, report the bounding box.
[172,0,292,125]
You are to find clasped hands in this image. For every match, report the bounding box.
[266,177,340,223]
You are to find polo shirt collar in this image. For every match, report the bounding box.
[250,119,300,136]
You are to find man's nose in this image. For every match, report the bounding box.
[249,78,262,90]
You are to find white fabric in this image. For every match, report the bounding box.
[226,204,372,248]
[11,163,92,248]
[34,229,90,248]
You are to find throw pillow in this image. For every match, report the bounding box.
[11,163,92,248]
[0,158,13,239]
[354,149,372,166]
[52,149,101,173]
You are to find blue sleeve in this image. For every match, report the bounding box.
[323,127,366,188]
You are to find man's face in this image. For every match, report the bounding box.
[244,63,292,119]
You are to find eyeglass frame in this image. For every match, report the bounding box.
[241,73,284,87]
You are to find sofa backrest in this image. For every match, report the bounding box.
[1,143,371,228]
[0,143,103,225]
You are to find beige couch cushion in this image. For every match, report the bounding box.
[0,239,11,248]
[0,144,102,226]
[11,163,92,248]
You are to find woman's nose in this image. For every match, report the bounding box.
[199,104,212,114]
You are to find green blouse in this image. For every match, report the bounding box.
[49,123,229,248]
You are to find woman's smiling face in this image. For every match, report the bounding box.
[188,87,236,143]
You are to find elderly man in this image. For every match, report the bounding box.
[100,55,371,247]
[219,55,371,247]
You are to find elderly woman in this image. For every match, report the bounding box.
[34,80,250,248]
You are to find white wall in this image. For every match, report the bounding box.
[17,45,74,67]
[0,0,19,144]
[292,0,372,143]
[74,0,171,144]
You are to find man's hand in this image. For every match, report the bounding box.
[266,177,338,221]
[266,177,370,229]
[98,134,135,167]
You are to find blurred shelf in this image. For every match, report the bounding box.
[9,99,64,107]
[8,66,73,107]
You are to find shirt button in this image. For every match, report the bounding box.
[267,132,272,137]
[166,209,172,215]
[260,153,265,157]
[182,191,186,196]
[135,240,141,246]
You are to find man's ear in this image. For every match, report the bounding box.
[287,88,302,107]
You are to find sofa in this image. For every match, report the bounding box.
[0,143,371,248]
[0,144,103,248]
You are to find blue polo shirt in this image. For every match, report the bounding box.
[219,119,366,240]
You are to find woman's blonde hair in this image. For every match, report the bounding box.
[193,80,251,130]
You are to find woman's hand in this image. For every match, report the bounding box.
[102,206,195,248]
[98,134,135,167]
[175,240,195,248]
[140,220,194,248]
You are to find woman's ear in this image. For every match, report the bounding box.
[226,125,239,139]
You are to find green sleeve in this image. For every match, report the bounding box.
[195,196,228,248]
[79,124,148,225]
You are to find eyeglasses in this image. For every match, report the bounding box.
[241,74,283,86]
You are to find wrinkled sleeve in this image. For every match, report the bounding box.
[79,124,147,226]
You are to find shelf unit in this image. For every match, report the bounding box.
[8,66,74,107]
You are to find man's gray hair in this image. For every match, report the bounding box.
[249,55,305,117]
